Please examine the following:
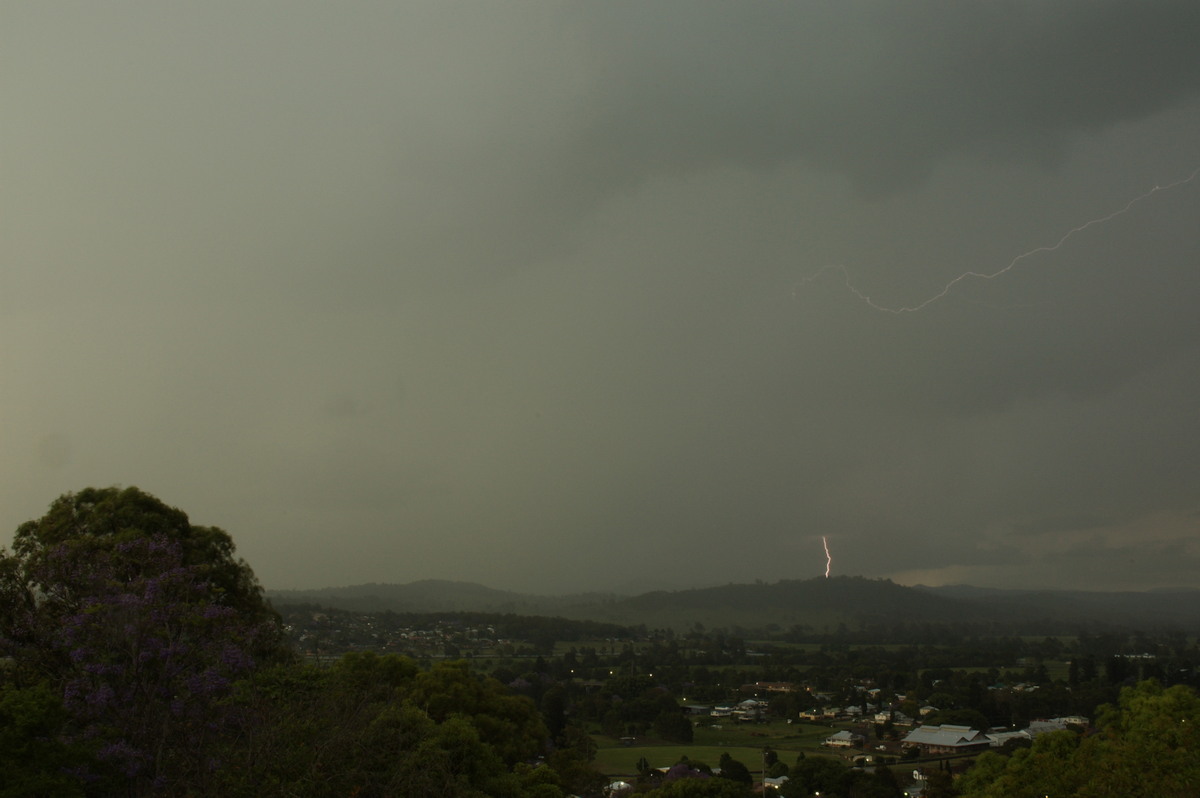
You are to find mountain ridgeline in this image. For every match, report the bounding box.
[268,576,1200,636]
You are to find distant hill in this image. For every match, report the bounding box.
[557,575,988,631]
[268,576,1200,634]
[268,579,618,616]
[915,584,1200,631]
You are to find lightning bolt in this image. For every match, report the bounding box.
[796,166,1200,314]
[822,535,832,578]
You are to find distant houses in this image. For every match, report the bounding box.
[984,729,1030,747]
[875,709,915,726]
[901,724,990,755]
[709,698,768,722]
[744,681,797,694]
[824,730,865,748]
[1025,716,1089,737]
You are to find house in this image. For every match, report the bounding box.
[1053,715,1089,727]
[902,724,990,754]
[824,730,864,748]
[1022,720,1070,739]
[985,730,1032,748]
[735,698,765,721]
[799,707,835,721]
[745,681,796,693]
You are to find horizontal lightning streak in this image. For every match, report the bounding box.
[796,166,1200,314]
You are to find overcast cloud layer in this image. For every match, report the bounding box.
[4,2,1200,594]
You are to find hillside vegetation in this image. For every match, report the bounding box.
[268,575,1200,635]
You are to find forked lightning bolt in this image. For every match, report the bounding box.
[797,166,1200,314]
[822,535,832,578]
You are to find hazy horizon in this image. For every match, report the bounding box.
[266,573,1200,598]
[6,2,1200,595]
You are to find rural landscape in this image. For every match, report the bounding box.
[8,2,1200,796]
[3,488,1198,796]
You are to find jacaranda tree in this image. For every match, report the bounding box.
[0,487,284,796]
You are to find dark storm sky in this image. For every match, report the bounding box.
[4,2,1199,593]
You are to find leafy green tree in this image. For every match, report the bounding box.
[644,776,754,797]
[922,768,957,798]
[1079,679,1200,797]
[717,752,752,785]
[2,487,285,675]
[955,751,1007,797]
[780,755,849,797]
[0,682,86,798]
[13,488,269,614]
[51,536,268,792]
[923,707,989,731]
[828,767,906,798]
[544,740,605,797]
[1,488,283,797]
[559,723,598,762]
[215,655,559,798]
[958,681,1200,798]
[654,708,695,742]
[407,660,548,764]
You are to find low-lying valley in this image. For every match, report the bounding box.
[270,578,1200,796]
[5,489,1198,797]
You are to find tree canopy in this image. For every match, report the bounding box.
[1,487,586,797]
[10,487,273,623]
[0,488,286,793]
[957,680,1200,798]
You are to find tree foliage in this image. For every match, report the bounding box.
[717,752,752,785]
[1,489,283,794]
[1,488,579,797]
[13,488,272,611]
[0,682,86,798]
[643,775,754,797]
[779,754,850,797]
[213,653,563,797]
[958,680,1200,798]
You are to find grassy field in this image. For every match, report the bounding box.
[746,641,916,652]
[592,721,848,777]
[594,745,769,777]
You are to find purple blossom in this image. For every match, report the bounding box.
[20,533,266,789]
[98,740,147,777]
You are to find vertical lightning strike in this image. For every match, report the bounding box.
[822,536,832,578]
[795,166,1200,313]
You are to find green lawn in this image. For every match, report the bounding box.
[1043,659,1071,681]
[592,721,849,777]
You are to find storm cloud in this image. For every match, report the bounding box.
[4,1,1199,593]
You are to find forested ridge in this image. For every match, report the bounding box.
[3,487,1199,797]
[270,575,1200,635]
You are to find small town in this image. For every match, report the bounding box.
[8,3,1200,794]
[273,601,1188,797]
